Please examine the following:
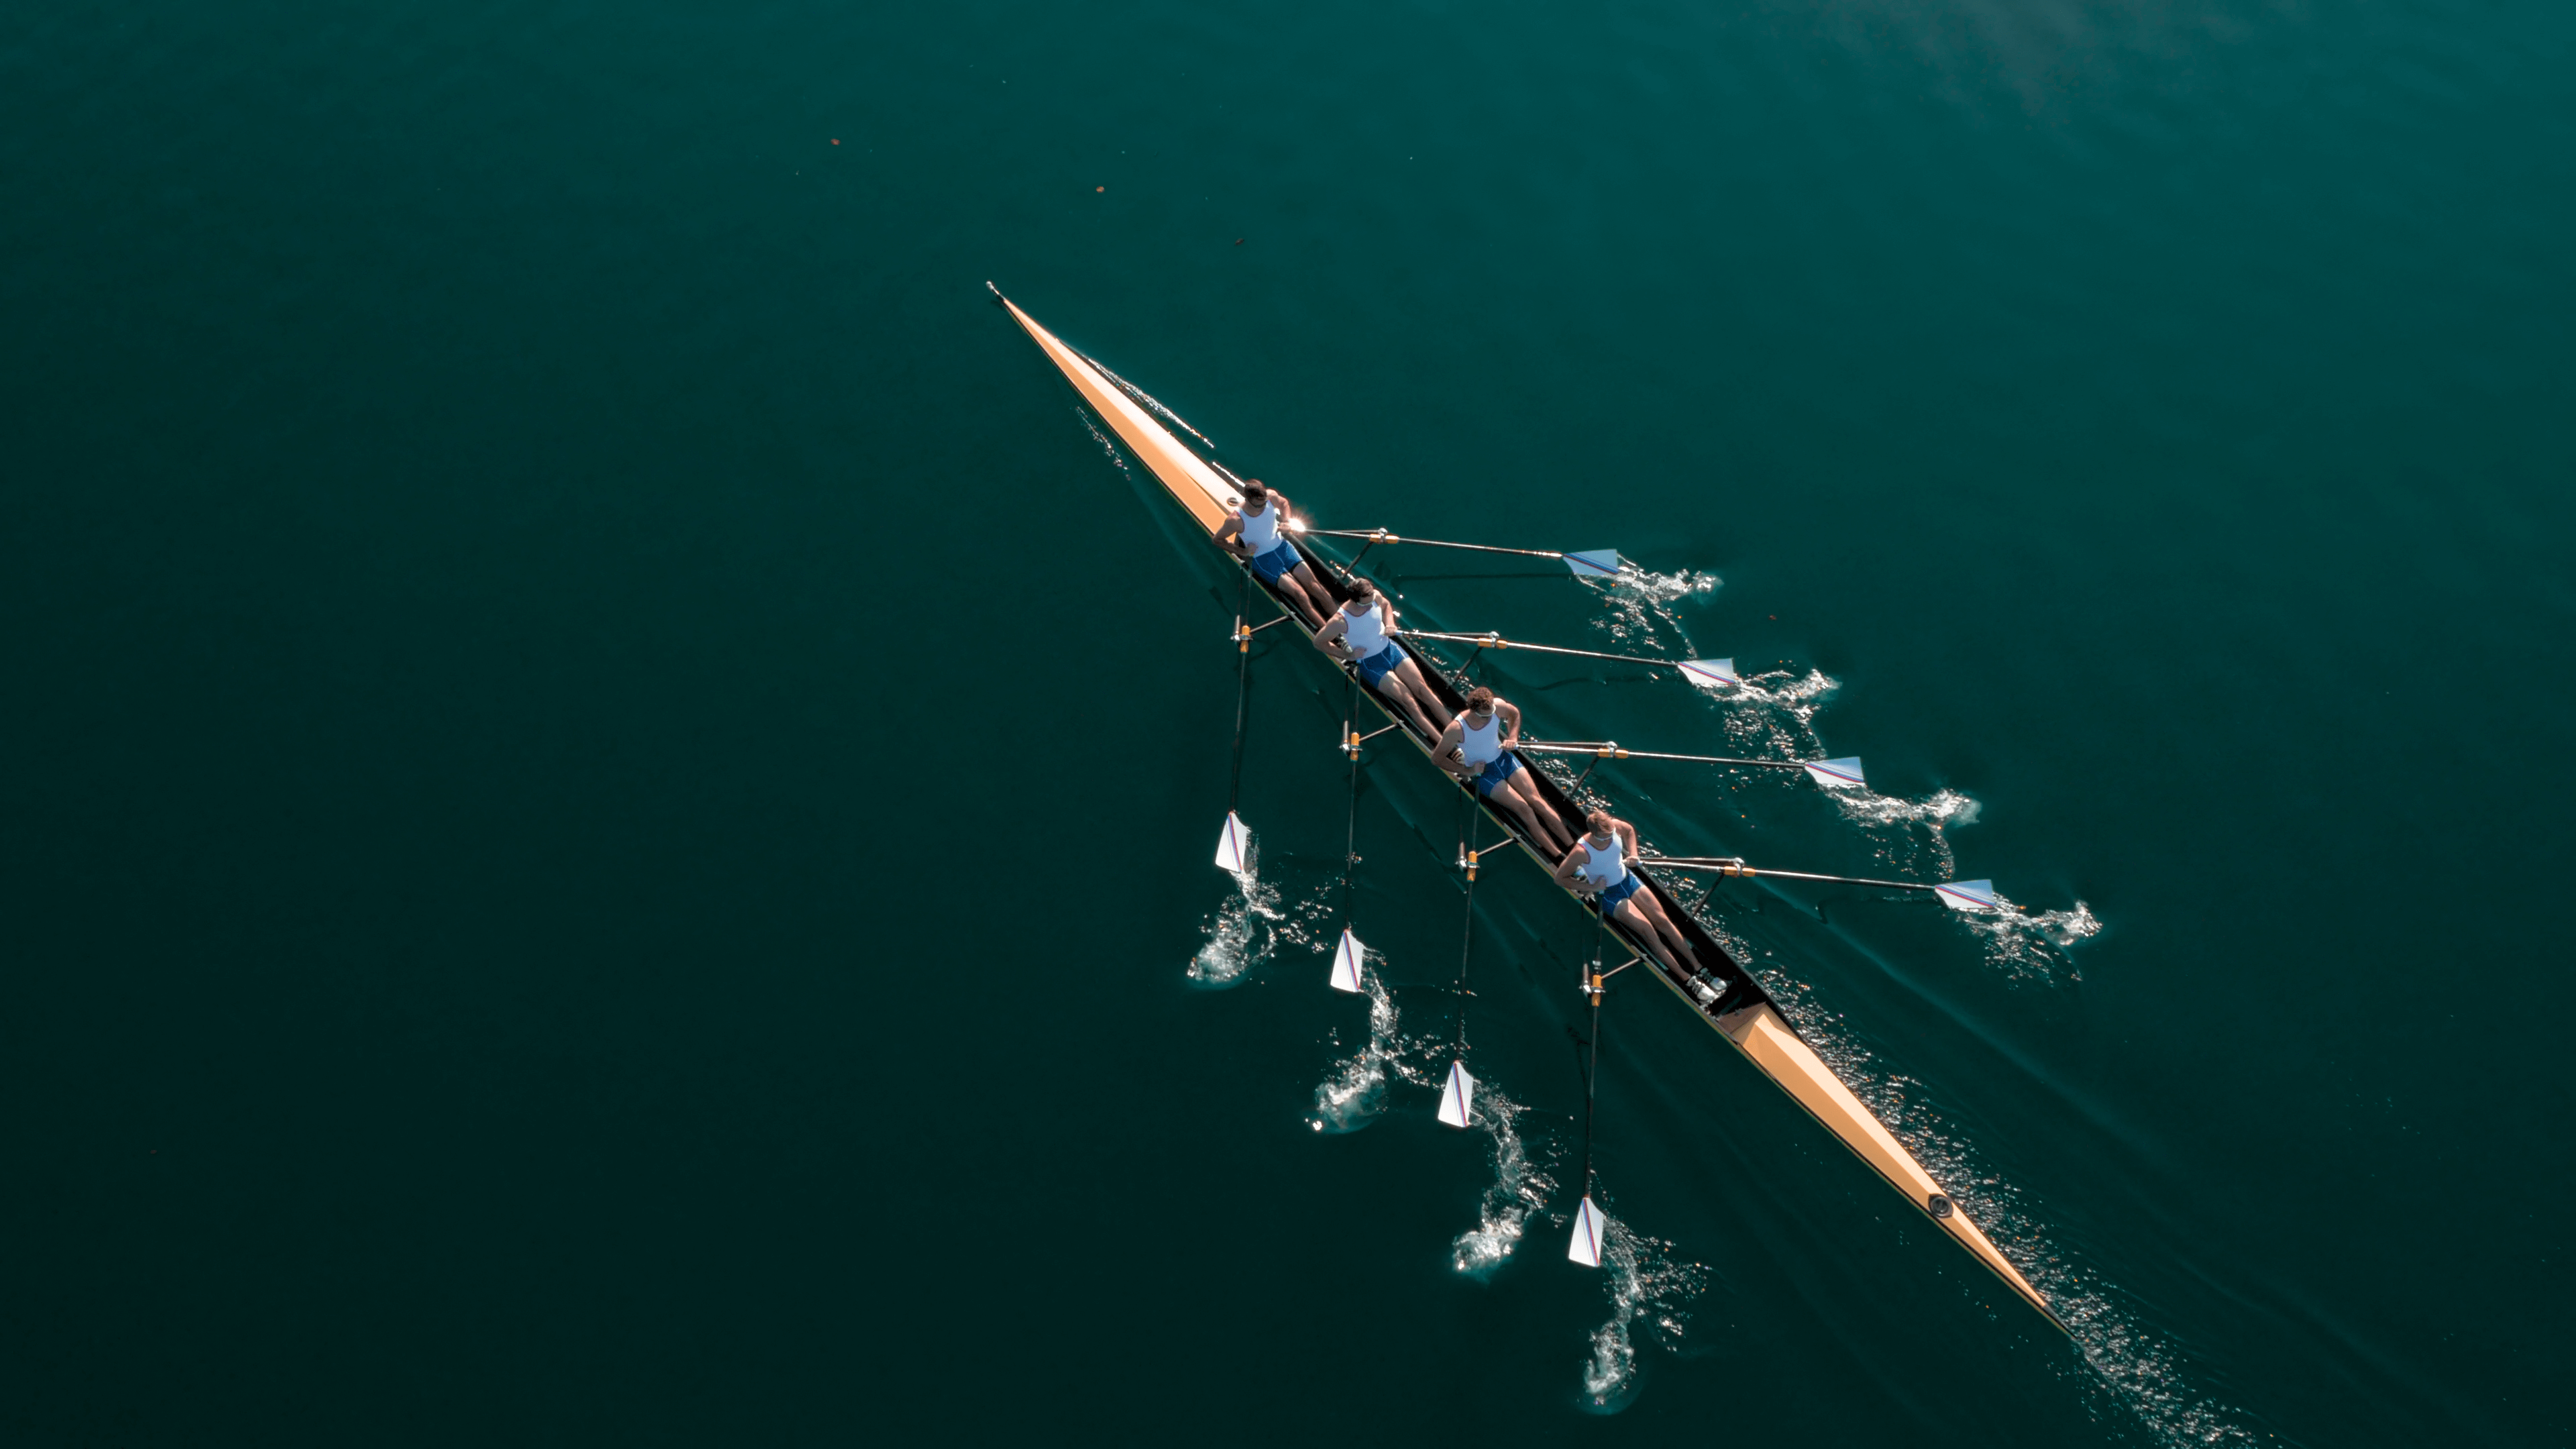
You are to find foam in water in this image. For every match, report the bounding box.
[1448,1081,1556,1277]
[1835,784,1981,877]
[1307,947,1401,1133]
[1189,839,1287,987]
[1699,667,1854,792]
[1585,564,1721,647]
[1756,974,2259,1447]
[1957,892,2104,981]
[1576,1208,1709,1413]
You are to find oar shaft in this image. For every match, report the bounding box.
[1521,742,1805,769]
[1642,858,1937,894]
[1303,529,1563,561]
[1401,631,1668,670]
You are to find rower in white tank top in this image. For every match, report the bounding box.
[1434,686,1574,854]
[1238,495,1283,553]
[1552,808,1704,977]
[1311,576,1446,741]
[1578,835,1627,891]
[1457,710,1501,767]
[1214,478,1334,627]
[1338,596,1389,658]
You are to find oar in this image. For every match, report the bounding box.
[1330,675,1369,994]
[1438,822,1483,1130]
[1568,936,1611,1268]
[1642,856,2035,915]
[1214,573,1256,874]
[1301,527,1624,580]
[1399,629,1741,690]
[1522,741,1866,792]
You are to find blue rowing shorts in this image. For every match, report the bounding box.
[1250,541,1301,584]
[1591,874,1643,916]
[1356,643,1406,689]
[1472,753,1523,798]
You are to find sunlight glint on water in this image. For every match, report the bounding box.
[1448,1081,1556,1277]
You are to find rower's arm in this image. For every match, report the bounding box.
[1617,821,1641,865]
[1312,614,1347,654]
[1434,721,1466,763]
[1497,700,1523,748]
[1214,513,1244,553]
[1551,843,1589,891]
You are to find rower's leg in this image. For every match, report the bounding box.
[1490,780,1548,844]
[1629,894,1702,971]
[1489,774,1542,845]
[1613,900,1682,971]
[1376,667,1440,738]
[1285,566,1332,626]
[1507,773,1573,852]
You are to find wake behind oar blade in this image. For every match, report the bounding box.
[1803,757,1866,790]
[1214,812,1251,873]
[1330,928,1366,994]
[1563,549,1623,580]
[1436,1060,1476,1128]
[1568,1196,1607,1267]
[1678,658,1738,689]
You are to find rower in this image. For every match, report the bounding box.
[1552,809,1702,975]
[1436,686,1574,854]
[1311,576,1446,739]
[1214,479,1334,627]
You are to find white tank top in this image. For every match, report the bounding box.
[1340,599,1389,657]
[1456,710,1503,767]
[1579,833,1627,890]
[1238,498,1283,552]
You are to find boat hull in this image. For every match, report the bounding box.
[996,290,2062,1332]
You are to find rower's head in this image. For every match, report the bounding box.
[1587,808,1616,841]
[1239,479,1268,510]
[1466,686,1495,719]
[1343,578,1377,611]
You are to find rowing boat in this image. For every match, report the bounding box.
[992,286,2063,1332]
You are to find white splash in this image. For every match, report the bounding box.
[1450,1083,1556,1277]
[1587,565,1720,647]
[1576,1210,1709,1413]
[1832,785,1981,875]
[1957,894,2103,982]
[1708,667,1845,767]
[1189,841,1285,987]
[1307,952,1400,1133]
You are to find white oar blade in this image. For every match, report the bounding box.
[1436,1061,1477,1128]
[1678,658,1738,689]
[1568,1196,1607,1267]
[1214,812,1251,873]
[1803,757,1866,790]
[1330,928,1366,994]
[1563,549,1623,579]
[1936,879,2001,912]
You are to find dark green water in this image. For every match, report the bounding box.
[7,0,2571,1442]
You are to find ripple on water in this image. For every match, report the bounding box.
[1448,1080,1557,1277]
[1576,1208,1709,1414]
